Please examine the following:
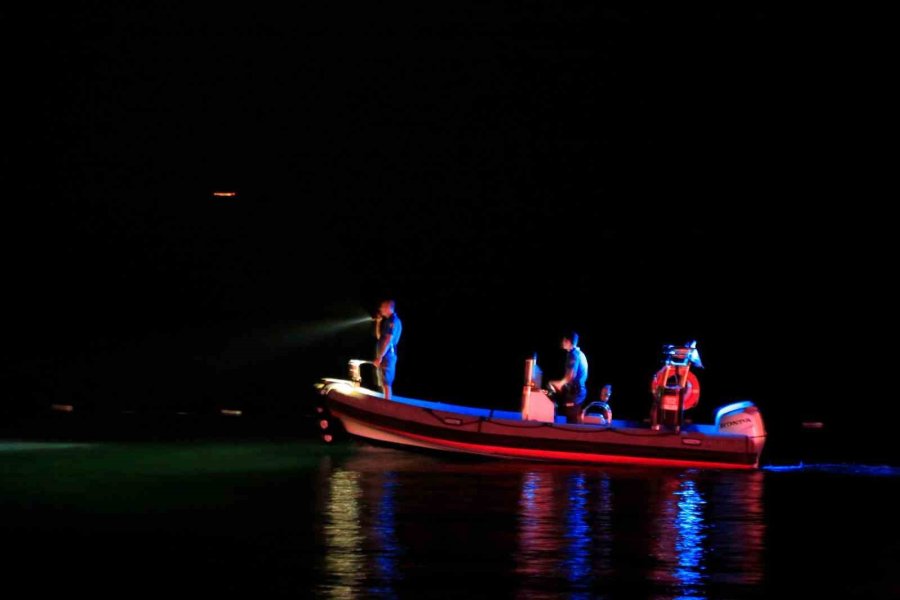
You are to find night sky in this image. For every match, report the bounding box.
[3,7,888,458]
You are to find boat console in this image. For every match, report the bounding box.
[520,356,612,425]
[521,356,555,423]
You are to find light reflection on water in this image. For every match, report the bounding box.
[672,478,707,599]
[516,470,558,590]
[563,472,591,592]
[371,473,401,598]
[317,447,768,599]
[323,469,363,599]
[2,441,895,597]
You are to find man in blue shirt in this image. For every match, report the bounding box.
[549,331,588,424]
[374,299,402,400]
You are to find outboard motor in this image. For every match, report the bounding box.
[715,401,766,438]
[716,400,767,461]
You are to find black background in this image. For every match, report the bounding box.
[2,6,889,460]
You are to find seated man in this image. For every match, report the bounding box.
[549,331,588,424]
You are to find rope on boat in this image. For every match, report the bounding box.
[421,409,483,428]
[419,408,681,438]
[486,419,679,437]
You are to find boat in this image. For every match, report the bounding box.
[315,342,767,469]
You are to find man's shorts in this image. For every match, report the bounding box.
[377,352,397,387]
[558,384,587,424]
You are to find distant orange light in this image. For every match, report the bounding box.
[212,191,237,197]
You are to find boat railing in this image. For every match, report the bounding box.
[652,341,703,432]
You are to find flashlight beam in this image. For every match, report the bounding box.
[212,314,373,370]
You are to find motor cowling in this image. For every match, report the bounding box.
[715,401,766,438]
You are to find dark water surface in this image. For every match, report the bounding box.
[2,440,897,598]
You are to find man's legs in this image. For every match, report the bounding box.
[562,399,579,424]
[560,386,586,424]
[380,353,397,400]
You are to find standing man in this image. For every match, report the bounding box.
[373,299,402,400]
[549,331,588,424]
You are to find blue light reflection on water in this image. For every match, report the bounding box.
[673,477,707,600]
[563,472,591,596]
[522,470,538,505]
[595,477,613,579]
[371,472,401,597]
[764,463,900,477]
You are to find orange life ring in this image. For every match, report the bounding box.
[650,367,701,410]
